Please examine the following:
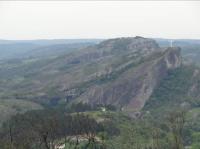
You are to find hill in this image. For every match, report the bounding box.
[0,39,101,60]
[0,37,181,111]
[1,37,200,148]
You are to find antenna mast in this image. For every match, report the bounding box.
[170,40,173,47]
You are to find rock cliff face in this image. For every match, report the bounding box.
[0,36,182,111]
[75,39,182,111]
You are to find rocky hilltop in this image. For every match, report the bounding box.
[77,45,181,110]
[0,37,182,111]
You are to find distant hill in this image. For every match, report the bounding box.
[0,39,102,45]
[0,39,102,60]
[155,38,200,65]
[155,38,200,47]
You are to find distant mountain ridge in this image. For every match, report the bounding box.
[0,39,103,45]
[0,39,102,60]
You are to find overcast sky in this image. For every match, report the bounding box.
[0,1,200,40]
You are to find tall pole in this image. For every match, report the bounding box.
[170,40,173,47]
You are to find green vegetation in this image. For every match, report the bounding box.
[1,37,200,149]
[143,65,200,148]
[0,99,43,126]
[0,107,119,149]
[144,65,200,116]
[0,106,191,149]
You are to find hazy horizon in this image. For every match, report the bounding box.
[1,36,200,41]
[0,1,200,40]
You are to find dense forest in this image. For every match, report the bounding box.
[0,103,199,149]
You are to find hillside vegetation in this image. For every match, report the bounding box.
[0,37,181,111]
[0,37,200,149]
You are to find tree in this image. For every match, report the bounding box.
[167,110,186,149]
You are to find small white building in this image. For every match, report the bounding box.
[101,107,106,112]
[55,143,65,149]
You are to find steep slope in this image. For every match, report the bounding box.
[77,47,181,111]
[141,64,200,146]
[0,37,182,111]
[144,64,200,116]
[155,38,200,65]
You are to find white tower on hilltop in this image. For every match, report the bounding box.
[170,40,173,47]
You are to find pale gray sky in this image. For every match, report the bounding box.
[0,1,200,40]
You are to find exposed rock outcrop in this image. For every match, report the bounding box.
[1,36,182,111]
[67,37,160,64]
[76,39,182,111]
